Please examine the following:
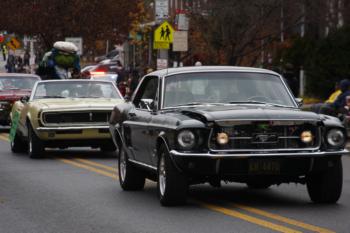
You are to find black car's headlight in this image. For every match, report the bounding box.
[326,128,345,148]
[177,130,196,150]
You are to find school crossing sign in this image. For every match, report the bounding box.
[153,21,174,50]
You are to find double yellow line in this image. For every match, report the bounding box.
[0,133,335,233]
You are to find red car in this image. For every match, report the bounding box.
[0,73,41,126]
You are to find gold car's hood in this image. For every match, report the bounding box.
[32,98,124,110]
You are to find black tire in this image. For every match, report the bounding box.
[307,158,343,204]
[11,133,27,153]
[157,145,188,206]
[28,123,45,159]
[246,182,271,189]
[118,147,145,190]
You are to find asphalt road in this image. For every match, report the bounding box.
[1,130,350,233]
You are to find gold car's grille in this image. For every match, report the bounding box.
[42,111,111,125]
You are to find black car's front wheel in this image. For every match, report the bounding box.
[118,147,145,190]
[157,145,188,206]
[28,123,45,159]
[307,157,343,203]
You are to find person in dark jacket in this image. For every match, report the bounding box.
[317,79,350,116]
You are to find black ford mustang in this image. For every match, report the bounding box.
[109,66,349,206]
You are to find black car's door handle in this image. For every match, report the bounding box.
[128,112,136,117]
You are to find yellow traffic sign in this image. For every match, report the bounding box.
[153,41,169,50]
[154,21,174,43]
[6,37,21,50]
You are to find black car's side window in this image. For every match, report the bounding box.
[133,76,158,110]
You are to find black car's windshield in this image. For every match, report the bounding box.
[0,76,39,90]
[33,81,121,99]
[163,72,296,108]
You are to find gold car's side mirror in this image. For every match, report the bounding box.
[20,96,30,103]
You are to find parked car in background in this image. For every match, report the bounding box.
[0,73,40,126]
[110,66,349,206]
[10,80,124,158]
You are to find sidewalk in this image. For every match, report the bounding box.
[0,58,7,73]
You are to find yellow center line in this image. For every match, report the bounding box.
[233,204,335,233]
[58,158,118,180]
[194,200,302,233]
[74,158,117,172]
[0,134,9,141]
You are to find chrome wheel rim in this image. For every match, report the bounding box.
[159,155,166,196]
[119,150,126,182]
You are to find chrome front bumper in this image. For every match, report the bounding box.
[170,149,350,158]
[37,125,110,132]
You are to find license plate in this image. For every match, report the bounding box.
[249,159,281,174]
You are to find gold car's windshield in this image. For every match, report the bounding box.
[163,72,296,108]
[33,81,121,99]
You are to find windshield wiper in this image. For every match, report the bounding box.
[228,101,294,108]
[228,101,269,105]
[174,102,203,107]
[38,96,66,99]
[78,96,102,98]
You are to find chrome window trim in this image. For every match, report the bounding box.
[159,70,298,110]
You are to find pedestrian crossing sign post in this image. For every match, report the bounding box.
[6,37,21,50]
[153,21,174,50]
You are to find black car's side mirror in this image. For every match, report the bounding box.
[140,99,156,112]
[295,98,303,107]
[20,96,30,103]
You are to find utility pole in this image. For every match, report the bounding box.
[299,1,306,97]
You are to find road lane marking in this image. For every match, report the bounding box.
[0,134,9,141]
[74,158,117,172]
[233,204,335,233]
[58,158,118,180]
[194,200,302,233]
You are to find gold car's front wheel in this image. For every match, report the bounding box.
[27,123,45,159]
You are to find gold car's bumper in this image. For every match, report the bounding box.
[36,126,111,140]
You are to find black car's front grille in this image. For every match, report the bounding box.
[210,121,320,151]
[42,111,111,125]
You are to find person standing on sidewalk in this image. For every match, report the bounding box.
[1,45,7,61]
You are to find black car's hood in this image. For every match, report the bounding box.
[178,104,320,122]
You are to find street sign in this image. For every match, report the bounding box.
[65,37,83,55]
[153,41,169,50]
[177,14,189,31]
[155,0,169,23]
[173,31,188,52]
[6,37,21,50]
[154,21,174,43]
[157,58,168,70]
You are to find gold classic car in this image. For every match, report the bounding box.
[10,79,124,158]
